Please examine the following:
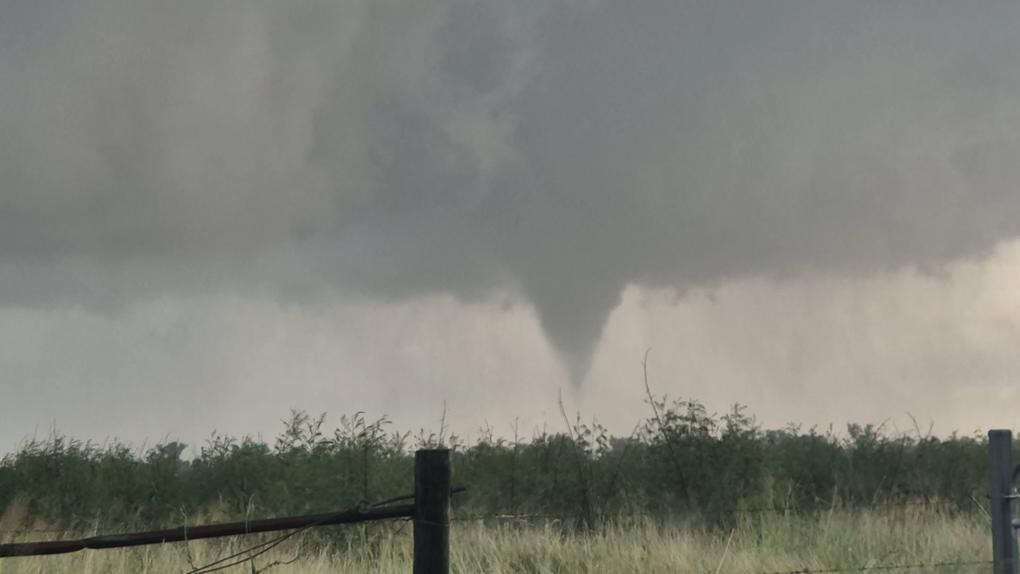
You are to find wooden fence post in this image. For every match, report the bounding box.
[990,429,1018,574]
[414,449,450,574]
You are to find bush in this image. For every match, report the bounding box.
[0,402,995,533]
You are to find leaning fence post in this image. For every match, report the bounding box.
[990,429,1018,574]
[414,449,450,574]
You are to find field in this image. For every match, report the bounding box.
[0,500,990,573]
[0,398,1003,572]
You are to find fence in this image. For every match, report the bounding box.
[990,429,1020,574]
[0,448,458,573]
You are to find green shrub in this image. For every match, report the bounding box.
[0,401,994,534]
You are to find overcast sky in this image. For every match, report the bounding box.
[3,0,1020,454]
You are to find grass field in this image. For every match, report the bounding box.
[0,501,991,573]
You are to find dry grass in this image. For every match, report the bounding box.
[0,502,991,573]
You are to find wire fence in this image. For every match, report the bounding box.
[446,496,971,521]
[0,500,949,536]
[0,506,995,574]
[757,561,993,574]
[0,449,456,574]
[182,504,410,574]
[0,458,1004,574]
[181,491,432,574]
[0,500,991,566]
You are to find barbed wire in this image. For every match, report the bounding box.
[0,499,966,534]
[446,498,963,523]
[0,527,69,534]
[184,528,304,574]
[184,492,418,574]
[756,559,992,574]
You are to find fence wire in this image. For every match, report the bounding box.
[757,559,992,573]
[184,492,419,574]
[0,500,938,534]
[447,497,960,522]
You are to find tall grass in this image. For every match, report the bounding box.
[0,501,989,573]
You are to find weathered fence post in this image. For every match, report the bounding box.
[990,429,1018,574]
[414,449,450,574]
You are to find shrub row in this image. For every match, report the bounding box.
[0,400,994,531]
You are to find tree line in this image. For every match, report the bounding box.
[0,398,993,534]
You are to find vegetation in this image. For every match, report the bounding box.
[0,397,994,535]
[0,502,989,573]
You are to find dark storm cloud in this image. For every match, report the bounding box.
[3,1,1020,382]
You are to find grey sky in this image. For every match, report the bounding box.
[2,1,1020,451]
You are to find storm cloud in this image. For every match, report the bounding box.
[3,0,1020,385]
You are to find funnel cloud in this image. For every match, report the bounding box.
[3,1,1020,385]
